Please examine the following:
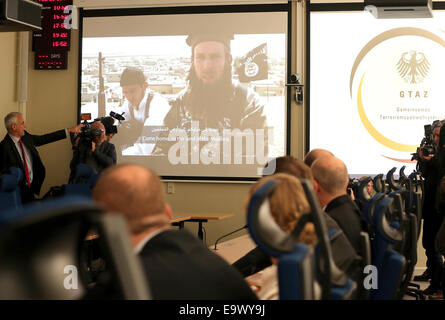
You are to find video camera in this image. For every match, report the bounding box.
[347,177,360,197]
[411,120,440,161]
[94,111,126,136]
[78,113,103,143]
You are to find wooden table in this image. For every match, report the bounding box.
[170,214,191,229]
[171,213,235,240]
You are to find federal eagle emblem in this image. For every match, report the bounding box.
[396,51,430,84]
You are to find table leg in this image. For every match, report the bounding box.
[198,221,203,240]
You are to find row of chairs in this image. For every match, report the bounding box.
[246,166,423,300]
[356,166,424,300]
[0,164,100,214]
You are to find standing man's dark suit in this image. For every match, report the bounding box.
[325,194,365,256]
[139,229,258,300]
[0,130,67,203]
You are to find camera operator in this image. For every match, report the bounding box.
[68,121,116,183]
[99,116,117,142]
[416,120,444,297]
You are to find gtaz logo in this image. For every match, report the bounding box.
[396,51,430,84]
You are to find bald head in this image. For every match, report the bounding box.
[303,149,334,167]
[311,156,348,196]
[92,164,168,234]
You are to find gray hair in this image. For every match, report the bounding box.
[4,112,21,132]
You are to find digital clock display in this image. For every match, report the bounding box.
[33,0,72,70]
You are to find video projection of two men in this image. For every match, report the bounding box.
[80,11,287,178]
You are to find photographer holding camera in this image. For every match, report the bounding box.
[68,120,116,183]
[416,120,444,298]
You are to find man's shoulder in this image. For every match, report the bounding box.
[0,134,10,145]
[329,194,356,208]
[141,229,199,250]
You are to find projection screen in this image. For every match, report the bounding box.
[79,5,289,180]
[309,5,445,177]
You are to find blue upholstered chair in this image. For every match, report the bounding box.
[247,179,357,300]
[247,180,315,300]
[370,195,406,300]
[62,164,99,198]
[0,195,150,299]
[0,167,24,212]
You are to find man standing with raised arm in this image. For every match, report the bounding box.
[0,112,83,203]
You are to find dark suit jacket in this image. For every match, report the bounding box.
[0,130,67,200]
[69,140,116,183]
[139,229,257,300]
[325,194,365,257]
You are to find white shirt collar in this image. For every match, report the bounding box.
[8,134,21,144]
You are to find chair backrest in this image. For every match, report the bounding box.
[75,163,99,188]
[278,243,315,300]
[0,167,24,212]
[62,183,92,198]
[373,174,386,193]
[387,167,402,191]
[62,164,100,198]
[372,249,405,300]
[395,212,418,299]
[247,179,357,300]
[0,195,150,299]
[370,195,406,300]
[246,180,315,300]
[313,228,357,300]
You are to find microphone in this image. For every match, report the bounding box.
[109,111,125,121]
[213,224,247,250]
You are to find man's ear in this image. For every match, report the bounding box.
[313,180,320,193]
[143,82,149,90]
[165,203,172,219]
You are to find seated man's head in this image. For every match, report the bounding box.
[120,67,148,107]
[303,149,334,167]
[311,155,349,207]
[263,156,313,183]
[92,164,171,246]
[91,121,106,146]
[187,33,233,86]
[247,173,316,247]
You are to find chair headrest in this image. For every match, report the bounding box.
[357,176,372,203]
[373,174,386,193]
[387,167,402,191]
[247,180,297,257]
[373,196,403,244]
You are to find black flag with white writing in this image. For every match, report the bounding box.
[236,43,268,83]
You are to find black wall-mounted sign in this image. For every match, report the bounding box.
[35,52,68,70]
